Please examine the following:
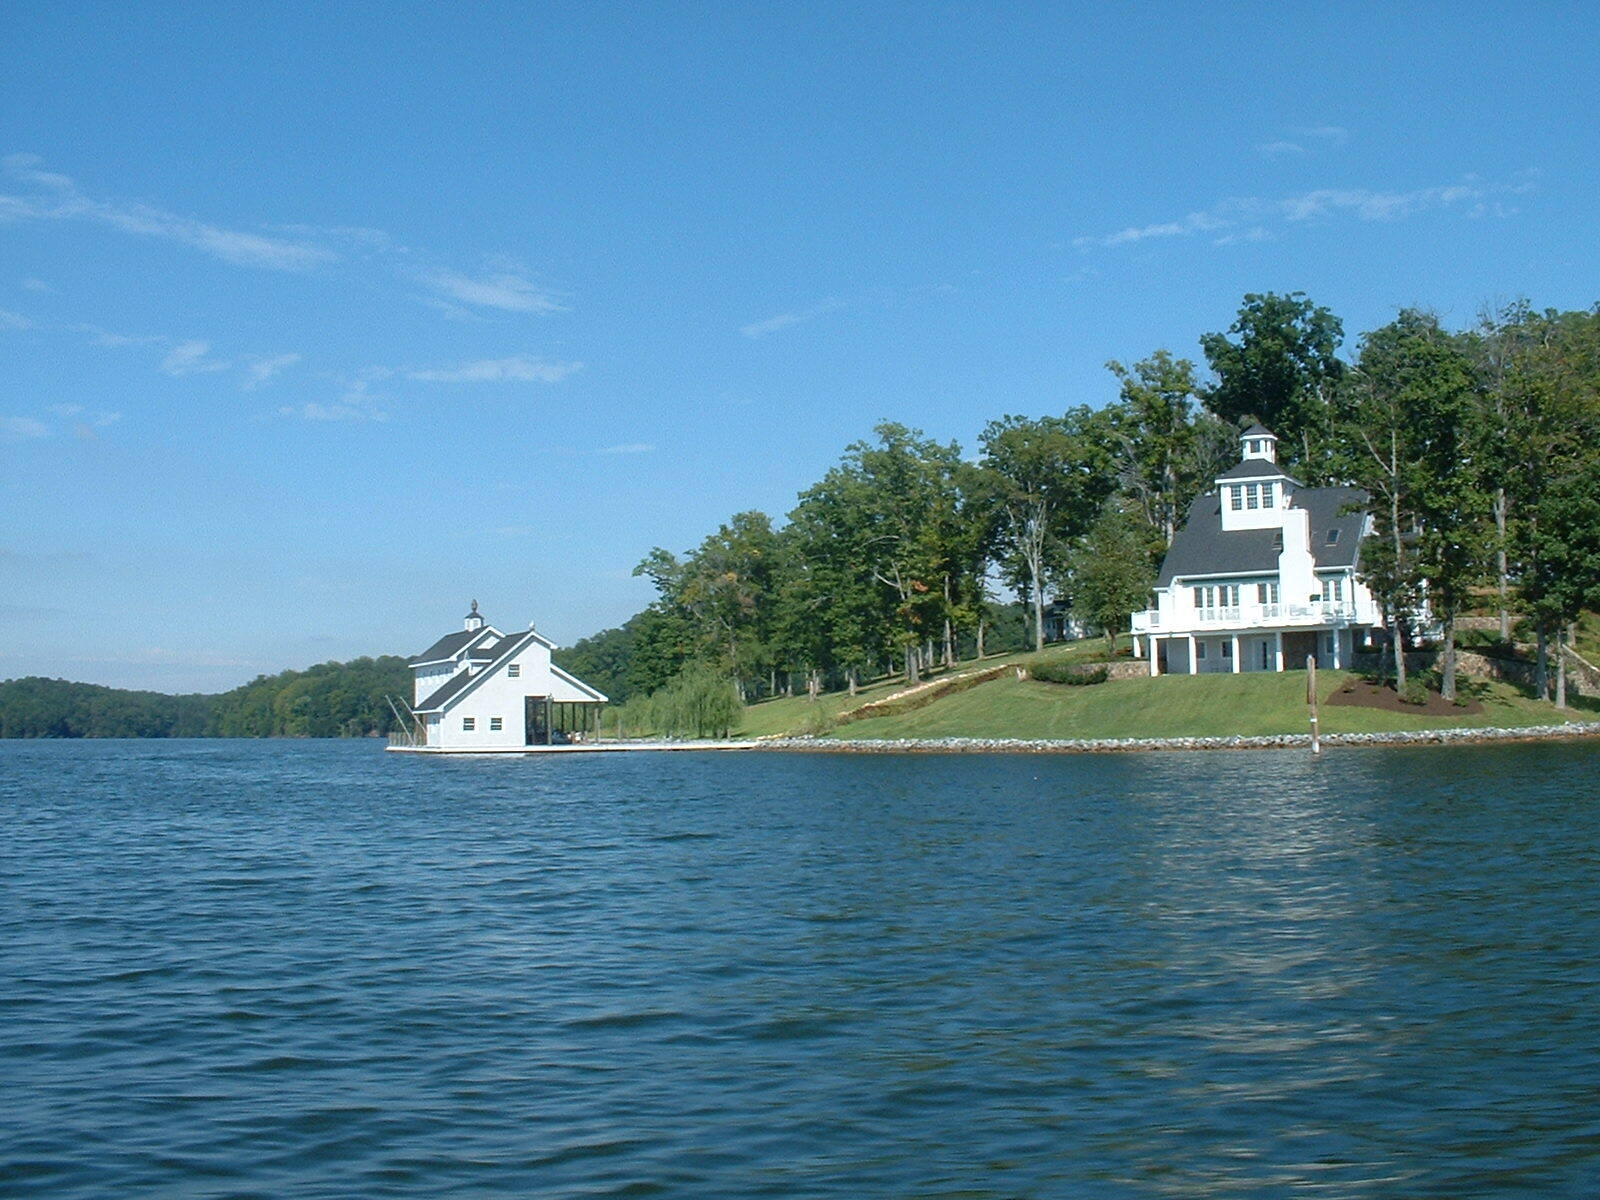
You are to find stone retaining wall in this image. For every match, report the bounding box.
[762,722,1600,755]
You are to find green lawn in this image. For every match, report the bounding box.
[735,637,1124,738]
[832,669,1594,741]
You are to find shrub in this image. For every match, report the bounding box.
[1399,679,1430,706]
[799,707,838,737]
[1030,663,1109,686]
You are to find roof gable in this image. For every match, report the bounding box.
[409,624,503,666]
[1157,485,1369,586]
[413,629,542,712]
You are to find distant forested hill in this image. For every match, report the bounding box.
[0,655,413,738]
[0,678,216,738]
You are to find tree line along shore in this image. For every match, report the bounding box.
[568,292,1600,724]
[5,292,1598,742]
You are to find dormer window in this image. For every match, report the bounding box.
[1229,486,1243,511]
[1262,483,1276,509]
[1245,483,1259,510]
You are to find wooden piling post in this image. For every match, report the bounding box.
[1307,654,1321,756]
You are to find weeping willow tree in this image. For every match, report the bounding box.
[644,663,743,739]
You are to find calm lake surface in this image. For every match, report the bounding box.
[3,739,1599,1198]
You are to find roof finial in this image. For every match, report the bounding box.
[470,598,479,615]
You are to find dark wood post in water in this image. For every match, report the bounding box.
[1307,654,1321,756]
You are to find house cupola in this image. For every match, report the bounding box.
[1240,424,1277,464]
[464,599,486,632]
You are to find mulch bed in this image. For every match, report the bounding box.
[1325,677,1484,716]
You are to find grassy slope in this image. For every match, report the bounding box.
[736,639,1119,738]
[830,670,1595,741]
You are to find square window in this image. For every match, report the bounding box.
[1230,486,1243,511]
[508,663,520,678]
[490,717,503,731]
[1196,642,1207,659]
[463,717,476,731]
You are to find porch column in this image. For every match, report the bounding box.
[1132,635,1143,659]
[1187,635,1199,675]
[1231,634,1241,673]
[1274,631,1284,672]
[1149,637,1160,677]
[1333,629,1345,670]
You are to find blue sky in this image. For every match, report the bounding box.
[3,3,1596,690]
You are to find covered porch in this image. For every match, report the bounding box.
[1144,628,1350,676]
[524,695,607,745]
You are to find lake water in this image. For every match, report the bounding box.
[3,739,1599,1198]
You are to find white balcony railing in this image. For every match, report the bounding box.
[1133,601,1361,634]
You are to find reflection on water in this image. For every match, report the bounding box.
[3,739,1599,1197]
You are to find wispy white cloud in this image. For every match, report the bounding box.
[1256,140,1307,159]
[161,339,230,376]
[20,277,51,292]
[1,154,335,271]
[1,415,49,440]
[407,355,581,383]
[68,323,163,348]
[1075,175,1531,250]
[1291,124,1351,145]
[49,405,122,439]
[740,299,846,338]
[599,442,654,455]
[279,378,387,423]
[423,269,564,314]
[243,352,302,388]
[0,307,34,329]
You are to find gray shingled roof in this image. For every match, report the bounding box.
[408,628,481,665]
[1241,422,1274,437]
[1216,459,1300,482]
[412,629,536,713]
[1157,485,1368,586]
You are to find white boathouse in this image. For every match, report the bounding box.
[390,602,608,752]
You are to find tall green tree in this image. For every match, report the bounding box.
[1105,350,1233,546]
[1474,302,1600,690]
[977,408,1114,651]
[635,510,780,699]
[1521,466,1600,706]
[1072,501,1156,651]
[816,422,968,683]
[1337,311,1447,691]
[1201,291,1346,478]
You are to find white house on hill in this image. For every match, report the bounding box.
[1131,426,1387,674]
[391,602,607,752]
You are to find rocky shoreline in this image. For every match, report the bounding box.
[757,721,1600,755]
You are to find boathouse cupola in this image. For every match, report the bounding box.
[1241,424,1278,463]
[464,599,486,632]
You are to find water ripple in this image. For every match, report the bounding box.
[2,738,1599,1197]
